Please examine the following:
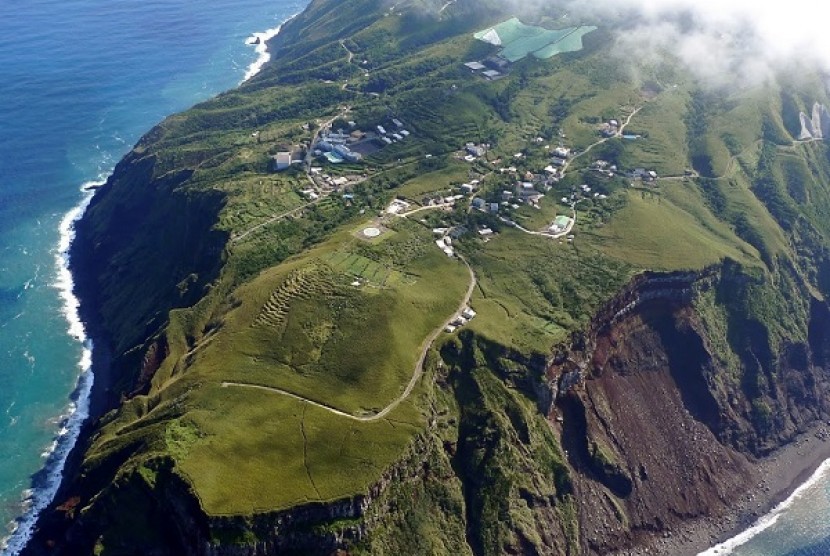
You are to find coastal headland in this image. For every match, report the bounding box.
[20,0,830,554]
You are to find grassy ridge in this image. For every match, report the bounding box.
[56,0,830,552]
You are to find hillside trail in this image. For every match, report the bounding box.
[222,255,477,422]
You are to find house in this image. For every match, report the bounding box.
[489,203,500,213]
[445,325,458,333]
[392,118,403,128]
[466,144,486,157]
[478,227,494,236]
[400,129,411,137]
[461,183,476,194]
[551,157,566,167]
[272,152,292,171]
[462,307,477,320]
[392,133,403,141]
[464,61,486,71]
[482,70,502,80]
[377,125,387,135]
[386,199,411,214]
[472,198,486,210]
[382,137,393,145]
[517,182,537,198]
[553,146,571,158]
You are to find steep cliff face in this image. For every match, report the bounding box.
[542,265,830,554]
[71,149,228,403]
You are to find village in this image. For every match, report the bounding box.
[263,102,661,287]
[250,20,665,342]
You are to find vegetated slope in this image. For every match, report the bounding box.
[23,0,830,555]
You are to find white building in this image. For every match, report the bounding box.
[272,152,292,171]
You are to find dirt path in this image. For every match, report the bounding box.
[222,257,477,421]
[340,40,354,64]
[231,199,321,243]
[399,202,453,218]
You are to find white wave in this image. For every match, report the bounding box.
[241,14,298,83]
[698,458,830,555]
[0,183,98,556]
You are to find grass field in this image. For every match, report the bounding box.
[397,160,472,199]
[464,229,631,355]
[617,87,691,175]
[168,225,467,512]
[178,384,422,514]
[584,184,759,270]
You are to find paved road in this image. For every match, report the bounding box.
[222,104,653,415]
[564,104,643,171]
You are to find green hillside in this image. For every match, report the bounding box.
[26,1,830,555]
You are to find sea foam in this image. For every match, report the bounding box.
[698,458,830,555]
[1,12,298,554]
[242,14,298,83]
[0,183,97,556]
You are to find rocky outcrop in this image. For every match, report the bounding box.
[798,101,830,140]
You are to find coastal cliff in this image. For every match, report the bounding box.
[21,0,830,554]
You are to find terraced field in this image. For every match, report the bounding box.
[254,263,342,331]
[321,251,413,286]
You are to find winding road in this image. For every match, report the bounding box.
[222,255,477,421]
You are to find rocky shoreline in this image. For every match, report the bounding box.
[613,421,830,556]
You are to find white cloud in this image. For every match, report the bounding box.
[560,0,830,86]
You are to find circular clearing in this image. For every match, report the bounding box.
[363,227,381,238]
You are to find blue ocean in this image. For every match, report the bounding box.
[0,0,303,552]
[701,461,830,556]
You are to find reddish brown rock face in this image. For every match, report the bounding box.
[545,268,830,555]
